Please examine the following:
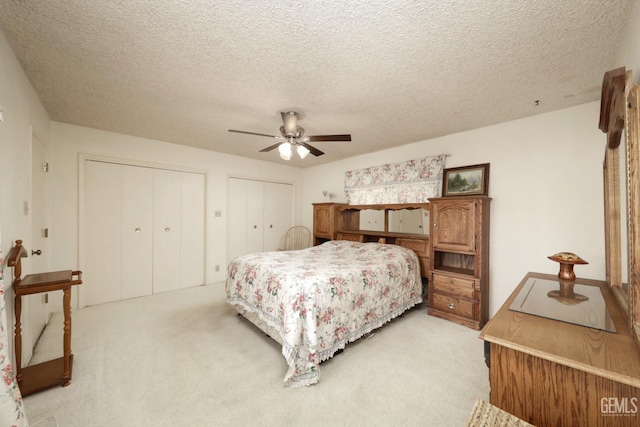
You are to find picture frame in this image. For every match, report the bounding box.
[442,163,490,197]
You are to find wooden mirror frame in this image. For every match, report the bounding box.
[600,67,640,343]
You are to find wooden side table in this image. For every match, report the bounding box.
[7,240,83,396]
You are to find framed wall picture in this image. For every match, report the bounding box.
[442,163,490,196]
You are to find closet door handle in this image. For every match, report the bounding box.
[253,225,258,229]
[165,227,171,232]
[135,228,141,233]
[270,224,273,228]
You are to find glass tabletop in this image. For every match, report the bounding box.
[509,277,617,333]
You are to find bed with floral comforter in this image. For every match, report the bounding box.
[225,240,422,387]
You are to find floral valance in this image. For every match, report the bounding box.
[345,154,446,204]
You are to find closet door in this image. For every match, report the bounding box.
[152,169,206,292]
[85,161,205,304]
[180,172,205,289]
[121,165,154,299]
[85,161,123,306]
[228,177,294,261]
[228,178,265,259]
[263,181,293,251]
[246,180,265,254]
[228,178,249,262]
[153,169,182,293]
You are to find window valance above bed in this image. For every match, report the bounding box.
[344,154,447,204]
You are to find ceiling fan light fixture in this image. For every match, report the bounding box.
[279,124,304,139]
[229,111,350,159]
[278,141,292,160]
[297,144,310,159]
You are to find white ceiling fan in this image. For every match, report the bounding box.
[229,111,352,160]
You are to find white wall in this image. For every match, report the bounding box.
[49,122,304,308]
[0,33,51,251]
[618,0,640,83]
[0,31,51,364]
[302,102,606,317]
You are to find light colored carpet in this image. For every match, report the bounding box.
[24,283,489,426]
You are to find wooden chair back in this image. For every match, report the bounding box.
[283,226,312,251]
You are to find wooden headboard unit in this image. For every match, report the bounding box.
[312,202,430,277]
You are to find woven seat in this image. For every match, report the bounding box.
[283,226,312,251]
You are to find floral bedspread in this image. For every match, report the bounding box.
[225,240,422,387]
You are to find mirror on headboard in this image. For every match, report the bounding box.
[600,67,640,342]
[358,209,385,232]
[348,203,431,235]
[388,208,429,235]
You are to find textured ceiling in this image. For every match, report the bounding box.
[0,1,635,167]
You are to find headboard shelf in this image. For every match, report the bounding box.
[335,203,429,212]
[336,229,428,240]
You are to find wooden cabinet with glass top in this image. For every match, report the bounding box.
[480,272,640,426]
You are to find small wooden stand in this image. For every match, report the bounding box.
[6,240,82,396]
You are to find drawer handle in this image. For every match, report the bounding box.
[448,302,456,309]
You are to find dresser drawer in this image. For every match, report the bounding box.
[396,238,429,257]
[431,273,476,298]
[431,293,476,319]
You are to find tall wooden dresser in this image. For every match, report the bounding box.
[428,196,491,330]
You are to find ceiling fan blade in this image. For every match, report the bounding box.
[299,141,324,157]
[306,134,352,142]
[229,129,278,139]
[259,143,282,153]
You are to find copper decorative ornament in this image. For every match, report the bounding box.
[548,252,588,281]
